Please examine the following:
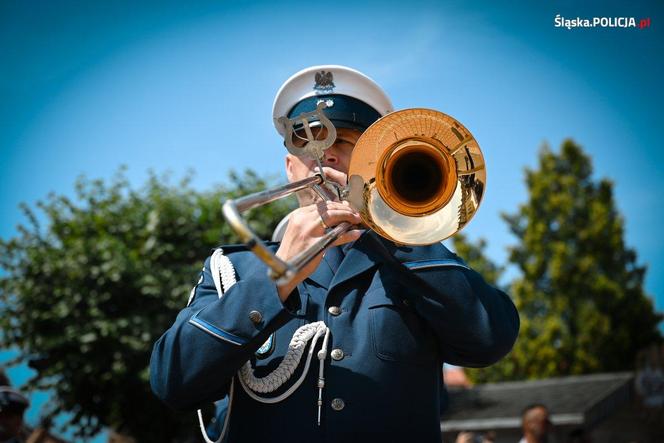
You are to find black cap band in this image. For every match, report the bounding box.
[287,94,381,132]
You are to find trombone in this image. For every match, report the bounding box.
[222,105,485,286]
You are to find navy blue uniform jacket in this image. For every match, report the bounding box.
[150,231,519,442]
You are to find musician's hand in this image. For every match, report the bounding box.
[320,166,348,192]
[275,200,362,301]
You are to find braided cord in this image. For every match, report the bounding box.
[197,248,330,442]
[238,321,329,402]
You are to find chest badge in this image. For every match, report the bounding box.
[255,333,275,359]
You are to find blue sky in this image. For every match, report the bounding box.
[1,0,662,439]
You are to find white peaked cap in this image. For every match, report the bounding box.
[272,65,394,136]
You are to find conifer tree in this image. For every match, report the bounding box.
[452,233,503,288]
[452,234,515,383]
[501,140,661,379]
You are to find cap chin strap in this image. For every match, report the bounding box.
[197,248,330,443]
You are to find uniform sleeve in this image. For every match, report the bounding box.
[149,253,303,411]
[386,241,519,368]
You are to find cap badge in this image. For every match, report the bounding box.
[314,70,335,92]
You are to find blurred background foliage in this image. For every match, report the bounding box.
[464,140,662,384]
[0,141,661,440]
[0,168,293,441]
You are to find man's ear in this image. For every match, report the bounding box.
[285,154,295,183]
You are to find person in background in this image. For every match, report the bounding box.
[456,430,496,443]
[519,404,552,443]
[0,385,29,443]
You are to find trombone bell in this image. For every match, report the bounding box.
[347,108,485,245]
[222,107,486,285]
[377,138,458,217]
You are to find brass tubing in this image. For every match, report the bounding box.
[222,173,352,283]
[234,175,324,212]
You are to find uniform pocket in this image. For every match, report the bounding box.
[367,291,437,365]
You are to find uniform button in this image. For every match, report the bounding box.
[331,398,345,411]
[248,310,263,324]
[331,348,344,361]
[328,306,341,316]
[403,299,411,307]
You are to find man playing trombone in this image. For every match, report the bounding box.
[150,65,519,442]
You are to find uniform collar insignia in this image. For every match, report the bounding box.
[255,333,275,359]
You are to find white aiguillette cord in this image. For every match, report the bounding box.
[197,249,330,443]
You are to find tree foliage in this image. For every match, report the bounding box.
[0,168,293,441]
[451,233,503,288]
[450,234,516,383]
[497,140,661,379]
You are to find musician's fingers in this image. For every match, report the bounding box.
[333,228,364,246]
[313,200,358,215]
[317,207,361,230]
[320,167,348,187]
[310,200,358,224]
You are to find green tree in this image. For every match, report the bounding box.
[501,140,661,379]
[0,168,293,441]
[451,234,519,383]
[452,233,503,288]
